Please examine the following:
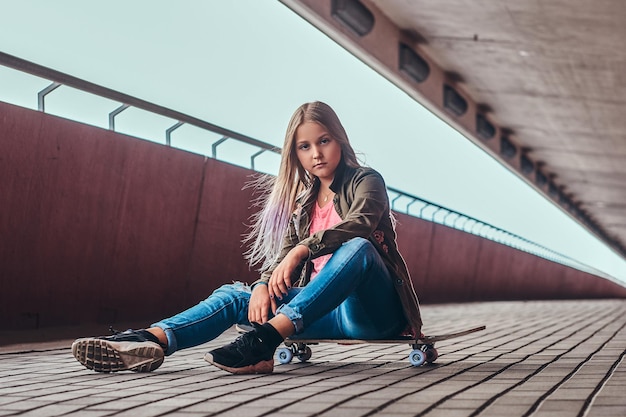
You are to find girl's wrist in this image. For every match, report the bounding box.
[294,244,310,260]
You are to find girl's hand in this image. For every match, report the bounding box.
[248,284,275,324]
[268,245,309,302]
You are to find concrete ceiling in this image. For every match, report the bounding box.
[282,0,626,258]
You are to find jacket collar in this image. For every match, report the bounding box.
[329,160,356,193]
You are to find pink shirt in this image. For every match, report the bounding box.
[309,201,342,279]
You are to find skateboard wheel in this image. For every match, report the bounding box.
[424,346,438,363]
[409,349,426,366]
[297,346,312,362]
[276,347,293,364]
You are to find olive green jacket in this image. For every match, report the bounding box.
[256,163,423,336]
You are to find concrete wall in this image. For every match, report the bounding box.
[0,102,257,330]
[395,212,626,303]
[1,102,624,330]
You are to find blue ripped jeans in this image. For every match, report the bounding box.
[152,237,407,355]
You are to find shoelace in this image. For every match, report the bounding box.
[107,327,139,340]
[232,332,263,351]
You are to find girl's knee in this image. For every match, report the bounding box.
[344,237,376,254]
[209,282,251,302]
[344,237,370,249]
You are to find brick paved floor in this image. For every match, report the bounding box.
[1,300,624,417]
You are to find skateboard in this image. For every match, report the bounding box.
[274,325,486,367]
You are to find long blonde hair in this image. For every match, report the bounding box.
[244,101,361,271]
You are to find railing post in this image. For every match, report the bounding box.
[250,149,266,171]
[406,199,419,215]
[391,194,403,211]
[443,211,458,226]
[109,104,130,131]
[166,122,184,146]
[211,136,229,159]
[37,82,61,112]
[431,207,444,222]
[457,216,469,229]
[464,219,476,232]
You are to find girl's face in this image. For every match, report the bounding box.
[294,121,342,184]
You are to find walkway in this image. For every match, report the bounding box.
[1,300,624,416]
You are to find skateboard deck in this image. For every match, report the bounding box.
[277,325,486,367]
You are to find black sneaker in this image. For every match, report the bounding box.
[72,329,165,373]
[204,323,282,374]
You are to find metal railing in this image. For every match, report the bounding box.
[0,51,616,282]
[0,51,280,171]
[386,186,615,278]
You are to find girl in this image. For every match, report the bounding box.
[72,101,422,375]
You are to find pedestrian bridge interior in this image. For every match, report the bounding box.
[2,2,626,415]
[0,54,624,332]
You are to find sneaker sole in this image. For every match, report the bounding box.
[72,338,164,373]
[203,352,274,374]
